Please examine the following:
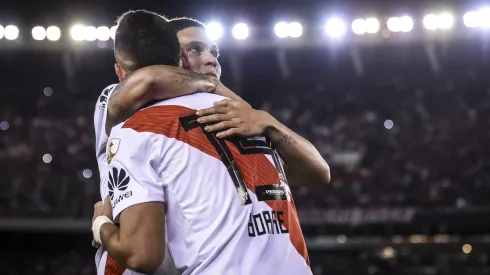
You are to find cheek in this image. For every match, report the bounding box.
[186,55,202,72]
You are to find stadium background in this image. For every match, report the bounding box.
[2,0,490,274]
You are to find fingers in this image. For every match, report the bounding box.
[103,196,111,205]
[216,128,239,138]
[197,113,233,124]
[203,121,235,133]
[196,106,229,116]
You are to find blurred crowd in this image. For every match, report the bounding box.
[1,46,490,219]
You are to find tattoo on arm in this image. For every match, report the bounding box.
[107,80,128,120]
[276,134,298,147]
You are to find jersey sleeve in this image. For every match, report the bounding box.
[94,84,117,158]
[105,126,165,222]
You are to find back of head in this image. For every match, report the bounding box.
[115,10,181,72]
[169,17,206,33]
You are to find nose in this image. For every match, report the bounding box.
[202,51,218,68]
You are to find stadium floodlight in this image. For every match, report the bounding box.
[232,23,249,40]
[399,16,414,32]
[110,26,117,40]
[206,22,223,40]
[83,26,97,41]
[325,18,346,38]
[352,19,366,34]
[437,12,454,29]
[274,22,289,38]
[96,26,110,41]
[5,25,19,40]
[289,22,302,38]
[478,8,490,28]
[463,11,480,28]
[71,24,85,41]
[365,18,380,33]
[32,26,46,41]
[0,25,4,39]
[46,26,61,41]
[387,17,401,32]
[423,14,438,30]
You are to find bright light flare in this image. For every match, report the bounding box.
[32,26,46,41]
[96,26,110,41]
[438,12,454,29]
[71,24,85,41]
[365,18,380,33]
[206,22,223,40]
[388,16,413,32]
[83,26,97,41]
[0,25,4,39]
[110,26,117,40]
[5,25,19,40]
[325,18,346,38]
[46,26,61,41]
[274,22,289,38]
[352,19,366,35]
[289,22,303,38]
[232,23,249,40]
[423,14,438,30]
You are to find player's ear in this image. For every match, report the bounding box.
[114,63,127,82]
[181,47,190,69]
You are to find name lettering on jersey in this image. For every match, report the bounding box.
[248,210,289,237]
[108,167,132,208]
[107,138,121,164]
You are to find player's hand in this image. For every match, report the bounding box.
[196,99,272,138]
[92,196,113,248]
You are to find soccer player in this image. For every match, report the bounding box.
[92,18,330,275]
[93,11,240,275]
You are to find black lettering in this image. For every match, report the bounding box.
[271,211,280,234]
[262,211,272,234]
[277,211,289,233]
[248,214,256,237]
[253,214,266,236]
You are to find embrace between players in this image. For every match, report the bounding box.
[91,9,330,275]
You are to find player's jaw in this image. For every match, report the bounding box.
[177,27,222,80]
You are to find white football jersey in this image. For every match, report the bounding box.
[105,93,311,275]
[93,84,178,275]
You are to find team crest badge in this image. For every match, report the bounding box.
[107,138,121,164]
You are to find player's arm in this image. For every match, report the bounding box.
[196,100,330,186]
[106,65,244,134]
[92,128,166,274]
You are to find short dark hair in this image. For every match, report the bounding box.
[114,10,181,72]
[169,17,206,33]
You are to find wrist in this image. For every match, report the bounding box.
[92,216,114,244]
[260,111,279,136]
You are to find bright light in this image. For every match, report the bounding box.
[96,26,110,41]
[387,17,401,32]
[289,22,303,38]
[43,154,52,164]
[43,87,53,96]
[399,16,414,32]
[0,25,4,39]
[206,22,223,40]
[462,244,472,254]
[83,26,97,41]
[32,26,46,41]
[423,14,438,30]
[384,119,394,130]
[46,26,61,41]
[232,23,249,40]
[464,11,480,28]
[5,25,19,40]
[479,8,490,27]
[110,26,117,40]
[83,169,93,179]
[365,18,380,34]
[71,24,85,41]
[352,19,366,35]
[325,18,346,38]
[0,121,9,131]
[274,22,289,38]
[438,12,454,29]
